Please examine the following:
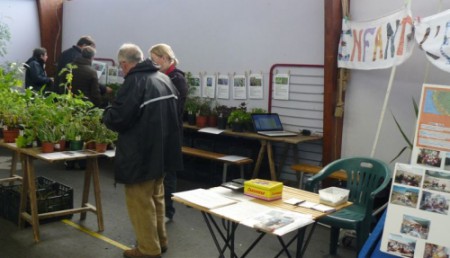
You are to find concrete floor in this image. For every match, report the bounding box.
[0,148,357,258]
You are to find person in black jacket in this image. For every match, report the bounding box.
[71,46,102,107]
[103,43,183,258]
[55,36,95,93]
[24,47,53,92]
[149,43,188,223]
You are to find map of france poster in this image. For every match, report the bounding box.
[379,84,450,257]
[411,84,450,171]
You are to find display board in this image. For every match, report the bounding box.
[381,84,450,258]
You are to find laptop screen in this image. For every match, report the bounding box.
[251,113,284,131]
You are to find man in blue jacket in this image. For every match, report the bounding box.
[103,43,183,258]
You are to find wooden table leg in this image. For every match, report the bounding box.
[276,143,291,181]
[22,156,40,242]
[90,158,104,232]
[18,154,28,229]
[266,141,277,181]
[10,150,18,178]
[252,140,267,178]
[80,160,92,221]
[83,158,104,232]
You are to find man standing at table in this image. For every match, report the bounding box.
[103,43,183,258]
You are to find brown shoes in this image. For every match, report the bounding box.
[123,248,161,258]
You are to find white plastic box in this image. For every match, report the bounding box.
[319,187,349,207]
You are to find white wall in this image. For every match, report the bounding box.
[0,0,40,64]
[4,0,450,168]
[61,0,324,110]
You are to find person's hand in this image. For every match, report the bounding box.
[106,86,113,94]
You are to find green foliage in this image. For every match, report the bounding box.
[15,129,35,148]
[250,107,267,114]
[58,63,78,93]
[106,82,122,96]
[0,21,11,57]
[198,98,212,116]
[84,108,117,144]
[227,109,251,124]
[215,105,234,118]
[0,63,24,89]
[185,96,201,114]
[390,97,419,163]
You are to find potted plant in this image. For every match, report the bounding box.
[184,96,200,125]
[206,99,218,127]
[35,123,61,153]
[65,117,86,151]
[196,98,211,128]
[91,122,118,153]
[0,89,26,142]
[227,102,251,132]
[227,109,251,132]
[215,105,234,129]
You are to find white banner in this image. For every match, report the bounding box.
[416,9,450,73]
[338,8,414,70]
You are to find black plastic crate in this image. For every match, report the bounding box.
[0,176,73,225]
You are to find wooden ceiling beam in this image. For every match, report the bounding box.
[36,0,63,77]
[323,0,345,164]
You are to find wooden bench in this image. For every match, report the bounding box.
[291,163,347,188]
[182,146,253,183]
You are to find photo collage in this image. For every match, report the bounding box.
[381,163,450,258]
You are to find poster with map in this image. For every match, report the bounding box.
[411,84,450,170]
[379,84,450,257]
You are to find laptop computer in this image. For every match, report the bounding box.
[251,113,297,137]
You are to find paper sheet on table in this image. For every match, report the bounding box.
[218,155,248,162]
[198,127,224,134]
[172,188,237,210]
[212,201,271,222]
[103,149,115,158]
[37,150,94,160]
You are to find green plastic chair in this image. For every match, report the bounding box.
[305,157,391,255]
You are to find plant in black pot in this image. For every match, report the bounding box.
[215,105,234,129]
[227,108,251,132]
[184,96,200,125]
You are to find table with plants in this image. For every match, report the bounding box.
[0,64,117,242]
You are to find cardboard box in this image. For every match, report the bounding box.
[244,179,283,201]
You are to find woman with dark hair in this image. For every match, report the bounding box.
[24,47,53,92]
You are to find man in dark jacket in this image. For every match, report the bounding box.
[71,46,102,107]
[55,36,95,93]
[103,43,183,258]
[24,47,54,92]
